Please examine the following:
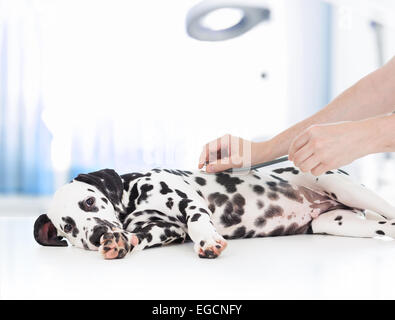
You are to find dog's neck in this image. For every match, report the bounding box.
[116,175,145,224]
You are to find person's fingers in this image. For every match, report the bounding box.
[198,135,232,168]
[206,155,243,173]
[298,154,320,173]
[292,145,314,168]
[198,144,210,169]
[288,131,310,161]
[311,163,327,176]
[198,147,206,169]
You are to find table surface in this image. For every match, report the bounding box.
[1,215,395,300]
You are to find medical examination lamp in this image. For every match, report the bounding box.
[186,0,271,41]
[185,0,290,172]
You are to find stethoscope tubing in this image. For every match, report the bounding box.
[223,156,289,173]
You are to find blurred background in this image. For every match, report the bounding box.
[0,0,394,215]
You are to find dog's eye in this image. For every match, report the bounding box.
[64,224,73,233]
[85,197,95,207]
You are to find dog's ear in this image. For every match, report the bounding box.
[74,169,123,206]
[34,214,68,247]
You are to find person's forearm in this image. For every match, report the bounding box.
[370,112,395,153]
[256,56,395,161]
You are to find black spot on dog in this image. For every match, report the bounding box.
[164,169,190,177]
[278,186,303,203]
[176,170,191,177]
[254,216,266,227]
[245,230,255,238]
[208,204,215,213]
[273,167,299,175]
[159,181,173,195]
[330,193,338,200]
[125,183,139,218]
[208,192,229,206]
[166,197,174,210]
[142,209,166,217]
[257,200,264,209]
[152,168,161,173]
[338,222,342,226]
[325,171,334,175]
[295,224,313,235]
[196,190,204,199]
[178,198,193,217]
[253,174,261,180]
[195,177,206,186]
[232,226,246,238]
[270,174,288,183]
[220,201,241,227]
[252,185,265,195]
[175,189,187,199]
[334,216,343,221]
[93,217,118,230]
[189,206,196,210]
[89,225,108,247]
[87,189,95,192]
[266,181,277,191]
[378,221,386,224]
[81,239,89,250]
[337,169,349,175]
[268,226,285,237]
[101,197,108,204]
[283,223,299,235]
[376,230,385,235]
[191,214,201,222]
[232,193,246,215]
[199,208,209,214]
[264,205,283,218]
[177,215,187,224]
[200,240,205,247]
[215,173,244,193]
[267,192,279,200]
[137,184,154,204]
[121,172,151,191]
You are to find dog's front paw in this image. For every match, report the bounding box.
[99,232,139,260]
[194,234,227,259]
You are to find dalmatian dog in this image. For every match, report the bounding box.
[34,166,395,259]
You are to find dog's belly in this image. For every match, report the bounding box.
[192,170,340,239]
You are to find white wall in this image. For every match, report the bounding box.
[330,1,395,202]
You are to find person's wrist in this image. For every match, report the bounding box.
[352,118,381,156]
[251,140,273,164]
[371,114,395,153]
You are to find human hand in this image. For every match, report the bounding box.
[198,134,261,173]
[288,121,371,176]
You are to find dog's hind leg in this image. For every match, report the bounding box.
[312,209,395,238]
[272,167,395,219]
